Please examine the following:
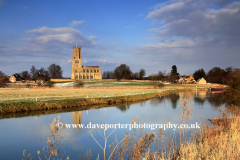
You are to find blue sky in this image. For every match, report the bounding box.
[1,0,240,77]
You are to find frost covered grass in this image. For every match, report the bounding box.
[53,81,154,87]
[52,80,213,88]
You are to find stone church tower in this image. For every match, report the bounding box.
[71,45,102,80]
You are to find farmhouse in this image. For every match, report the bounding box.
[197,77,207,84]
[9,73,23,82]
[71,45,102,80]
[179,74,196,84]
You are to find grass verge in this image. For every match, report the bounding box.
[0,89,177,114]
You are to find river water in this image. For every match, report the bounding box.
[0,90,231,159]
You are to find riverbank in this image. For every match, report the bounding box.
[0,82,213,114]
[0,88,180,114]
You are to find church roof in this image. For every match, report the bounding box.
[82,66,100,68]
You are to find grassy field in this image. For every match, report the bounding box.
[0,88,173,103]
[1,80,216,103]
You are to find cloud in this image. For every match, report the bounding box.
[147,0,240,42]
[139,0,240,74]
[23,26,98,49]
[68,20,85,27]
[98,59,115,64]
[88,36,98,41]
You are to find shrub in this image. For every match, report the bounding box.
[46,81,55,88]
[225,69,240,96]
[26,83,31,88]
[0,75,8,88]
[156,82,165,88]
[35,82,42,86]
[73,81,84,88]
[153,82,165,88]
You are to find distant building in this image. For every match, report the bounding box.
[179,74,196,84]
[197,77,207,84]
[9,73,23,82]
[71,45,102,80]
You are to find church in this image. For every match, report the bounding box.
[71,45,102,80]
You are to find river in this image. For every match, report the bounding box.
[0,90,231,159]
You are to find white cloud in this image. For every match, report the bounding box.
[68,20,85,27]
[88,36,98,40]
[98,59,115,64]
[147,0,240,41]
[67,59,72,63]
[24,27,98,48]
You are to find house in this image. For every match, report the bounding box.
[179,74,196,84]
[9,73,23,82]
[197,77,207,84]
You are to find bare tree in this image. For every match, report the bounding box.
[113,64,132,80]
[158,71,164,81]
[21,71,31,80]
[133,72,139,80]
[36,68,49,81]
[30,65,37,79]
[48,64,63,79]
[103,71,114,79]
[0,71,5,77]
[0,75,8,88]
[139,69,146,80]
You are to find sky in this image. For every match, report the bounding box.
[0,0,240,77]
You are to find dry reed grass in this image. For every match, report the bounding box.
[23,100,240,160]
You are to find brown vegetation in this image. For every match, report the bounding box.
[22,100,240,160]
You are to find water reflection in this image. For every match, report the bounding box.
[1,90,239,160]
[149,90,229,109]
[72,111,82,125]
[116,105,130,112]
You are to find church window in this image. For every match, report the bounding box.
[94,70,96,73]
[79,75,82,79]
[83,69,85,73]
[75,70,77,73]
[75,75,78,79]
[87,69,89,73]
[87,75,89,79]
[90,75,93,79]
[97,70,99,72]
[83,75,85,79]
[91,70,92,72]
[75,60,79,64]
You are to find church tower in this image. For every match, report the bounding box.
[71,44,82,79]
[71,44,102,80]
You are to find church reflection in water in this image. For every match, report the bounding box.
[72,111,82,126]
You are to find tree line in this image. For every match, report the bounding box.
[0,64,63,82]
[103,64,146,80]
[103,64,239,85]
